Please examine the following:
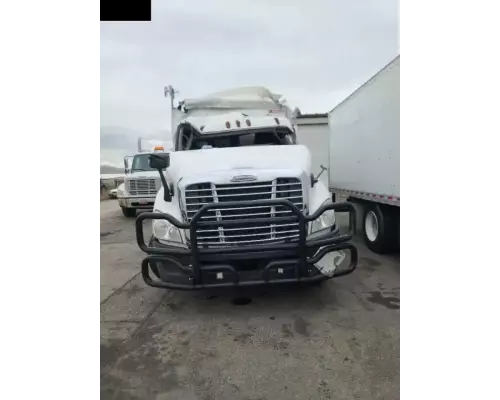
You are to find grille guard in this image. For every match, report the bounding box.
[135,199,358,290]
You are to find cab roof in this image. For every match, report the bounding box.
[180,112,294,135]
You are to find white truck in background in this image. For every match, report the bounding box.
[329,55,400,254]
[117,140,172,218]
[134,86,359,291]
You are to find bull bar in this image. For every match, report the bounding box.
[135,199,358,290]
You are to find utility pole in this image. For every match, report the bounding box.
[164,85,178,110]
[164,85,178,145]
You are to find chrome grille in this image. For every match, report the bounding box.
[126,178,158,196]
[184,178,304,247]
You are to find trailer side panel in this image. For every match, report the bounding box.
[328,56,400,203]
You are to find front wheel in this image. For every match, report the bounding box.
[363,203,398,254]
[121,207,136,218]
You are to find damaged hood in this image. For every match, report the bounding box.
[167,145,311,184]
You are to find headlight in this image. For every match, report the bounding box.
[152,218,184,245]
[310,200,336,234]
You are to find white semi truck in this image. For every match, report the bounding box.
[117,140,172,218]
[328,56,400,254]
[134,86,359,291]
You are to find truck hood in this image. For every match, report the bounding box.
[168,145,311,184]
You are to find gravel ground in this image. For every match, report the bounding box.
[100,200,400,400]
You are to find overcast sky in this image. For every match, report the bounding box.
[100,0,399,165]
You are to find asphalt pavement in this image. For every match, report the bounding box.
[100,200,400,400]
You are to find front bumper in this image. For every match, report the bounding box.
[118,196,155,209]
[135,199,358,290]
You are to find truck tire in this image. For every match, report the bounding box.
[121,207,136,218]
[363,203,398,254]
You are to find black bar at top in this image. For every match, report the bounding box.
[101,0,152,22]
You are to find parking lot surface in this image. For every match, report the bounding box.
[100,200,400,400]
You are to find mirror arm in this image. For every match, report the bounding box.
[311,165,328,187]
[149,153,171,202]
[158,169,172,202]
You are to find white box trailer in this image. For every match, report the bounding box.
[328,55,400,254]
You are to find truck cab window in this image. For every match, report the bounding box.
[131,154,166,172]
[131,155,150,171]
[176,125,297,151]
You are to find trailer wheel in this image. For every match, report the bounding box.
[363,203,398,254]
[121,207,136,218]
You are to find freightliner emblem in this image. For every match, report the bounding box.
[230,175,258,183]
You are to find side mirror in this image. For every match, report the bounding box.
[149,153,171,202]
[149,153,170,170]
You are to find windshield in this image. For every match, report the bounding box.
[131,154,159,172]
[178,126,297,151]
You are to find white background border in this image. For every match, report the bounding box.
[1,1,99,398]
[1,1,499,399]
[400,0,500,398]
